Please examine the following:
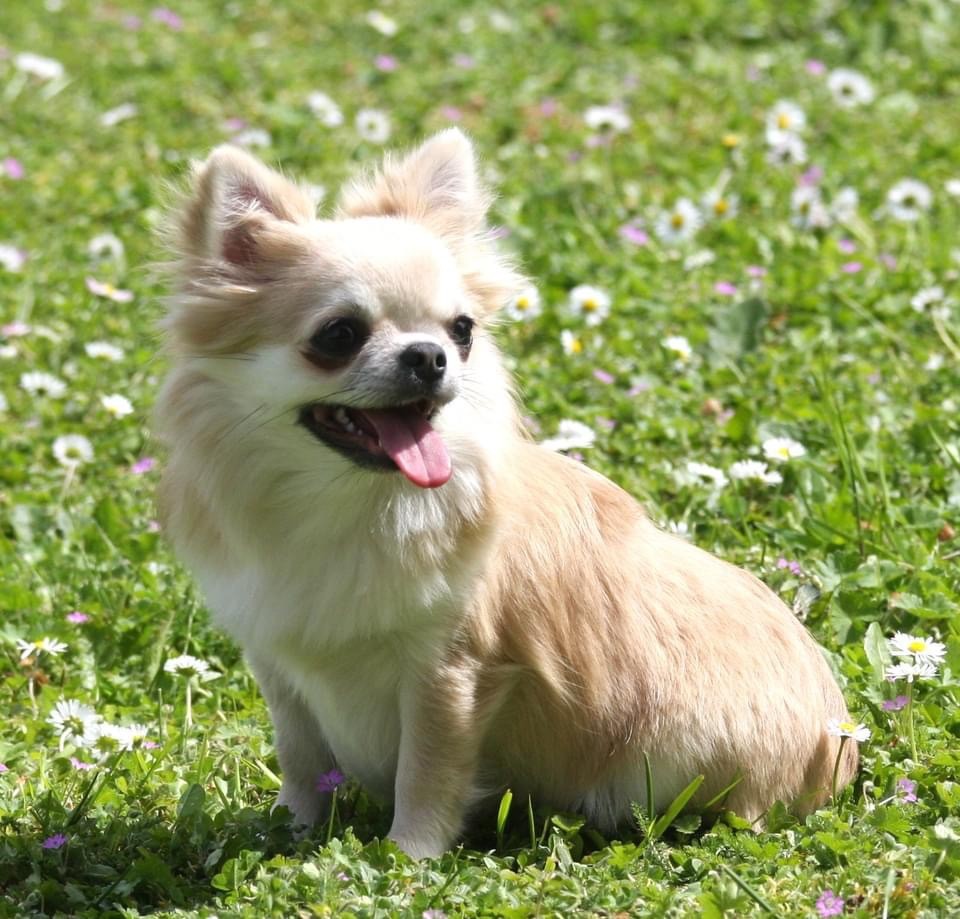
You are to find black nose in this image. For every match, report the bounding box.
[399,342,447,384]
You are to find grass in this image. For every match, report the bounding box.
[2,0,960,915]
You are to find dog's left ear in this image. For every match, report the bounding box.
[338,129,491,241]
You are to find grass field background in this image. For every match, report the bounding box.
[2,1,960,915]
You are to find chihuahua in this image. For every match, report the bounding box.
[156,129,857,857]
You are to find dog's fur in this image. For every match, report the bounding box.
[156,129,857,858]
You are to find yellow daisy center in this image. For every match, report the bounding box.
[721,133,740,148]
[103,283,116,296]
[777,113,791,129]
[582,298,598,312]
[839,721,856,733]
[671,213,685,229]
[569,337,583,353]
[713,198,729,215]
[908,640,926,653]
[778,446,790,458]
[515,296,529,310]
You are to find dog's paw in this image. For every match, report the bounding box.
[387,830,447,860]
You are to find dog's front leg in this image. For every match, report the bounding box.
[248,654,337,831]
[388,662,481,859]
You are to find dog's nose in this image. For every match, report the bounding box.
[399,342,447,384]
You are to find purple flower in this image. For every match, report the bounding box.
[0,763,8,773]
[131,456,157,475]
[440,105,462,122]
[746,265,768,278]
[841,262,862,274]
[593,369,614,385]
[374,54,397,72]
[799,165,824,187]
[776,558,803,576]
[3,157,24,180]
[628,381,652,397]
[539,97,558,117]
[837,238,857,254]
[316,769,346,793]
[453,53,475,69]
[806,59,827,76]
[879,253,898,270]
[70,757,94,771]
[147,520,162,533]
[42,833,68,850]
[123,14,143,29]
[422,911,447,919]
[882,695,909,712]
[714,281,738,296]
[596,417,617,431]
[66,611,90,624]
[896,778,918,803]
[815,890,844,917]
[222,117,247,133]
[151,7,183,30]
[619,223,649,246]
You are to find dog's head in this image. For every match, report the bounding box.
[162,130,523,492]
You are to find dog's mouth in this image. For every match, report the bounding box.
[298,399,452,488]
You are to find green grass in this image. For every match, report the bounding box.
[2,1,960,915]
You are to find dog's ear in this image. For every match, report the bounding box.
[175,145,315,269]
[338,129,491,241]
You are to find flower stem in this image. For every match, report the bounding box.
[832,736,849,807]
[326,788,339,845]
[185,680,193,731]
[906,681,918,761]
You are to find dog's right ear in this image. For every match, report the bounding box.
[175,145,315,269]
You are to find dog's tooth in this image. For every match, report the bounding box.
[335,407,350,427]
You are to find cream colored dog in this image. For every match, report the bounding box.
[156,129,857,858]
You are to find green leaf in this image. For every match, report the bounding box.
[864,621,892,686]
[708,297,769,363]
[649,774,704,840]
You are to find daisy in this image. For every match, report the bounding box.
[888,632,947,667]
[540,419,596,452]
[831,186,859,222]
[164,654,221,681]
[355,108,391,144]
[583,104,632,134]
[765,100,806,144]
[21,371,67,398]
[101,393,134,418]
[729,460,783,485]
[701,189,739,221]
[84,341,124,361]
[766,134,808,166]
[2,320,30,337]
[86,277,134,302]
[0,393,7,413]
[560,329,583,355]
[504,287,542,322]
[307,91,344,127]
[790,187,831,230]
[827,68,875,107]
[52,434,94,467]
[365,10,398,36]
[87,233,124,261]
[654,199,702,244]
[232,128,272,149]
[99,103,138,127]
[946,179,960,198]
[15,52,64,81]
[826,718,871,743]
[910,286,946,313]
[762,436,807,462]
[683,250,715,271]
[685,461,729,490]
[885,661,938,683]
[567,285,611,326]
[16,636,69,660]
[662,335,693,362]
[47,699,100,747]
[886,178,933,221]
[0,244,28,272]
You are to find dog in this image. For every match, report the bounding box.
[155,129,857,858]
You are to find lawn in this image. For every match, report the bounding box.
[2,0,960,915]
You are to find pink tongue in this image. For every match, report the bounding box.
[362,408,452,488]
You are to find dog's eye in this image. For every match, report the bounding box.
[309,318,369,359]
[450,315,474,353]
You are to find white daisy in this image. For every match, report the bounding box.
[99,103,138,127]
[888,632,947,667]
[910,286,945,313]
[886,178,933,222]
[0,244,27,272]
[365,10,398,36]
[765,100,806,144]
[925,353,945,372]
[685,461,728,490]
[827,69,875,108]
[307,91,344,127]
[831,186,859,223]
[0,393,7,412]
[654,198,702,244]
[84,341,124,361]
[682,249,716,271]
[701,189,739,221]
[52,434,94,467]
[356,109,391,144]
[16,636,69,660]
[885,661,938,683]
[47,699,100,748]
[790,187,831,230]
[504,287,542,322]
[762,436,807,463]
[766,134,808,166]
[0,345,17,359]
[101,393,134,418]
[488,10,516,31]
[86,278,133,302]
[87,233,124,261]
[15,52,64,81]
[826,718,871,743]
[729,459,783,485]
[946,179,960,198]
[567,285,611,326]
[560,329,583,355]
[232,128,271,149]
[21,371,67,398]
[583,105,632,133]
[662,335,693,362]
[540,419,596,452]
[164,654,221,681]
